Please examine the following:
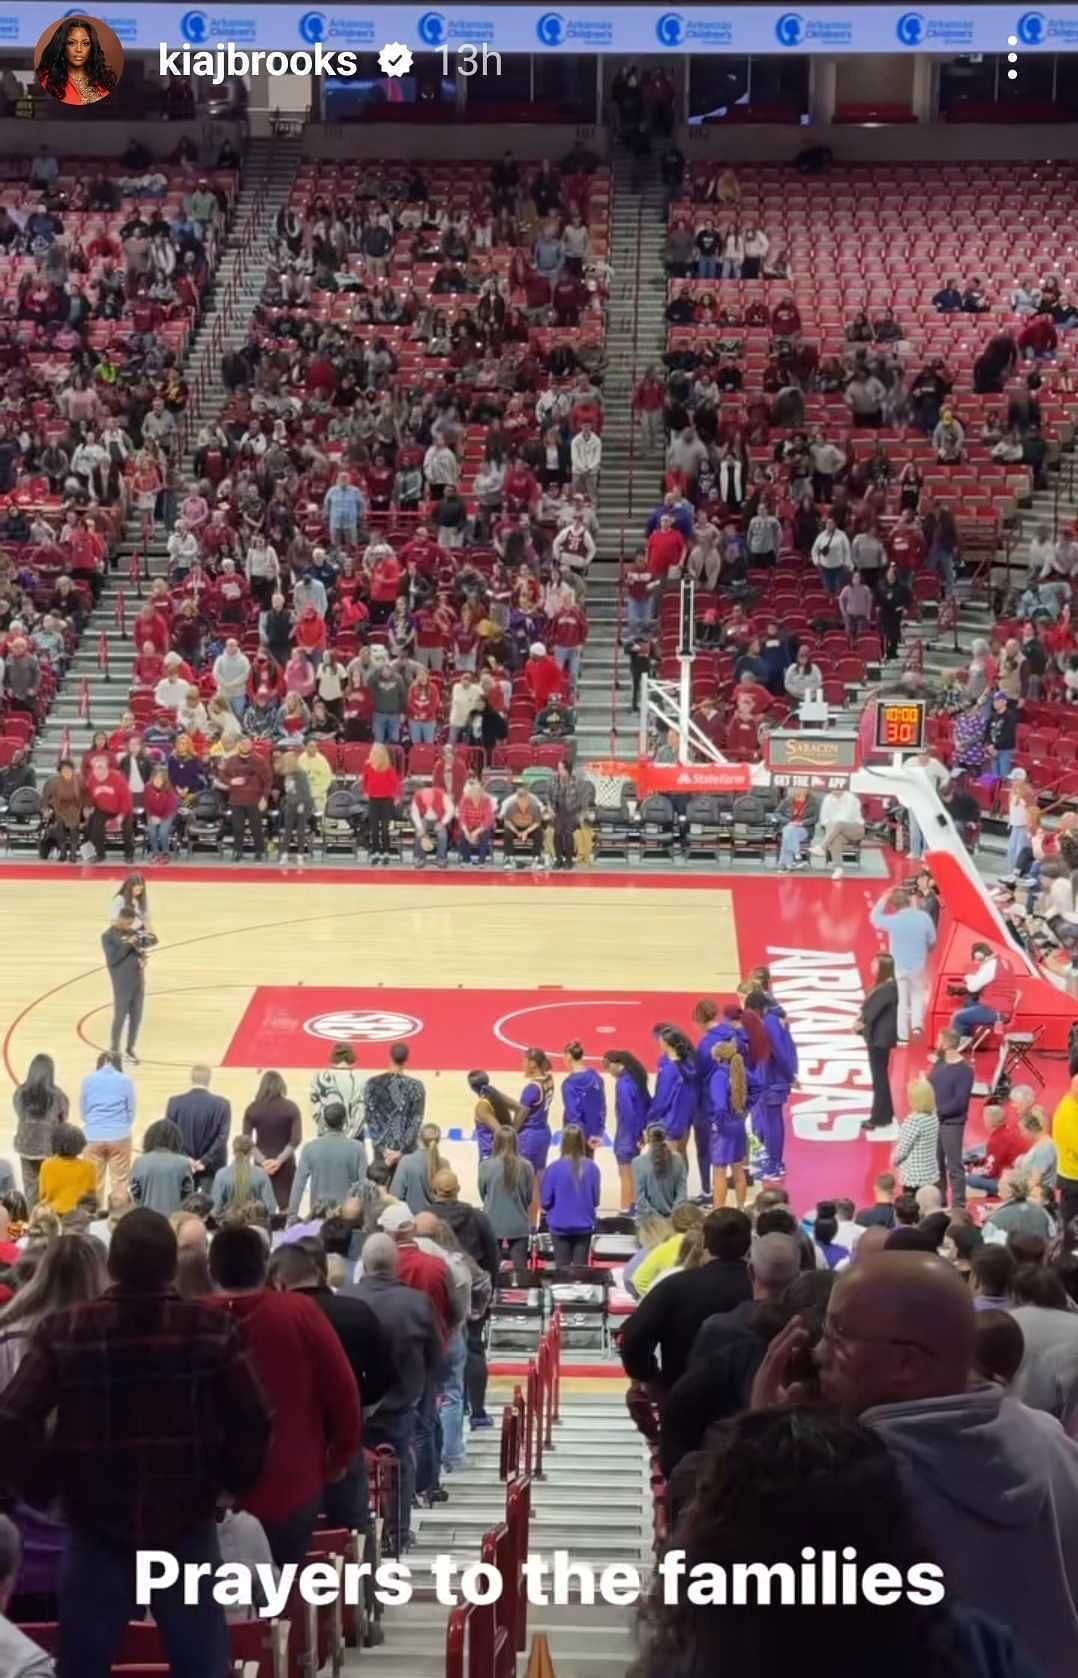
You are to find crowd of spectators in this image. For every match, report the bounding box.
[0,144,234,791]
[15,151,623,862]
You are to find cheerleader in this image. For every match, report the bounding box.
[466,1070,522,1164]
[561,1041,606,1151]
[602,1050,650,1211]
[518,1048,555,1214]
[647,1025,698,1160]
[708,1038,750,1208]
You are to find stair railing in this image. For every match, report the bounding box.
[610,185,646,758]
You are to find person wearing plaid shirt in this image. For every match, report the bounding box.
[891,1076,942,1192]
[0,1208,271,1678]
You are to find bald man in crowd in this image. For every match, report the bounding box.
[752,1253,1078,1678]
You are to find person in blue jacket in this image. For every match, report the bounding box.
[693,1000,748,1202]
[648,1024,698,1163]
[708,1037,751,1208]
[540,1123,600,1267]
[561,1040,606,1152]
[517,1047,555,1214]
[602,1049,650,1210]
[744,989,798,1178]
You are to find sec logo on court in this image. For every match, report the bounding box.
[303,1010,422,1043]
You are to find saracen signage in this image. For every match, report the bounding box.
[765,730,859,787]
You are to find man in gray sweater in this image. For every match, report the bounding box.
[287,1102,365,1220]
[753,1252,1078,1678]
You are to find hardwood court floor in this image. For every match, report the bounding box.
[1,867,741,1204]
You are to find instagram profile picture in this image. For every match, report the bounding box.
[34,15,123,106]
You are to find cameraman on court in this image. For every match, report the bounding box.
[101,908,147,1065]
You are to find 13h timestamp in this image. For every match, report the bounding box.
[439,43,502,75]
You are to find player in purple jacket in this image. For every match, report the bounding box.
[648,1025,698,1159]
[517,1047,554,1212]
[602,1049,650,1211]
[561,1041,607,1149]
[707,1037,750,1208]
[693,1000,748,1200]
[744,989,798,1178]
[540,1124,601,1267]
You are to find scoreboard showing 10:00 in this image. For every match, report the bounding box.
[874,700,927,754]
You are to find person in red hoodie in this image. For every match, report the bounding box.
[368,546,403,625]
[550,600,588,692]
[207,1225,361,1566]
[133,605,170,658]
[646,512,687,582]
[524,641,564,709]
[85,755,135,862]
[888,508,926,574]
[399,527,447,581]
[503,457,540,518]
[293,604,327,666]
[133,639,165,688]
[361,743,402,865]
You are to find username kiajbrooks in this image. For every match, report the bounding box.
[158,44,362,81]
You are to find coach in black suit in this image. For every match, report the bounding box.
[165,1065,231,1185]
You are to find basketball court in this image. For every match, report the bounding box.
[0,860,954,1210]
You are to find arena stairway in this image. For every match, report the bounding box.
[575,158,670,764]
[357,1391,649,1678]
[33,134,303,766]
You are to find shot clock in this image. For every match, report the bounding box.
[874,700,926,754]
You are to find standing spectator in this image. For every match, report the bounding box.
[1052,1074,1078,1233]
[352,1233,439,1552]
[165,1065,230,1190]
[287,1103,365,1219]
[207,1225,361,1566]
[324,471,365,546]
[878,562,912,660]
[478,1128,535,1269]
[620,1208,753,1391]
[929,1029,976,1210]
[364,1043,425,1169]
[39,1123,97,1216]
[570,422,601,500]
[217,738,271,862]
[540,1125,600,1266]
[891,1076,941,1192]
[870,889,937,1044]
[838,570,874,641]
[311,1043,366,1141]
[79,1052,134,1203]
[362,743,401,866]
[242,1071,302,1214]
[856,953,899,1132]
[12,1053,68,1207]
[0,1210,271,1678]
[811,517,852,596]
[129,1121,194,1217]
[368,663,408,746]
[3,639,40,718]
[212,638,251,723]
[549,757,591,872]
